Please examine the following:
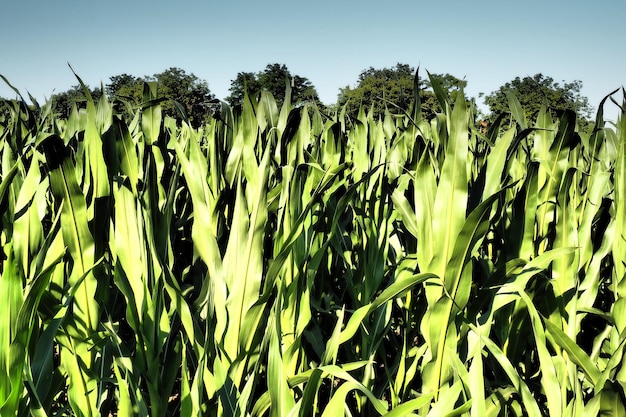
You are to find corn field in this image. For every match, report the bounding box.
[1,72,625,416]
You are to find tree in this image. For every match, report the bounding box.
[483,74,593,124]
[105,74,143,117]
[106,74,140,98]
[337,63,413,119]
[226,63,320,108]
[106,74,142,102]
[226,72,261,108]
[103,68,215,126]
[0,97,9,121]
[420,73,468,117]
[50,85,102,119]
[336,63,466,120]
[146,67,215,126]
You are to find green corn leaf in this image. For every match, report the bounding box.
[321,380,387,417]
[338,273,437,345]
[587,382,626,416]
[427,71,450,115]
[469,324,542,417]
[112,180,146,313]
[425,380,463,416]
[0,244,24,414]
[321,308,345,366]
[518,291,562,417]
[39,134,97,332]
[484,387,517,417]
[112,117,140,194]
[172,135,225,323]
[552,167,578,300]
[350,119,369,182]
[506,161,539,260]
[141,82,162,145]
[297,368,324,417]
[424,189,507,396]
[112,362,134,417]
[505,91,527,130]
[429,90,468,286]
[0,154,21,216]
[444,189,507,305]
[614,103,626,296]
[543,318,601,385]
[12,154,45,280]
[222,147,270,358]
[537,110,576,250]
[413,150,437,270]
[391,183,420,241]
[83,85,110,204]
[577,171,610,268]
[468,332,486,417]
[268,315,296,417]
[483,127,515,200]
[381,394,434,417]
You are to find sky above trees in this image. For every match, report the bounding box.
[1,0,624,121]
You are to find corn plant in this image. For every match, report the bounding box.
[1,72,625,416]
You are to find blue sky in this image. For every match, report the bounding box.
[1,0,624,120]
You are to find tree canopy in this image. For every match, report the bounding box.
[14,65,599,131]
[106,68,214,126]
[50,85,103,119]
[48,68,215,126]
[226,63,320,108]
[336,63,467,119]
[145,68,214,125]
[483,73,593,123]
[0,98,10,121]
[106,74,142,103]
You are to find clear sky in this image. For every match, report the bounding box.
[1,0,624,121]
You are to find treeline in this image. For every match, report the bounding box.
[1,63,594,128]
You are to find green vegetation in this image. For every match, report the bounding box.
[336,63,467,120]
[483,73,593,124]
[0,71,625,416]
[49,84,103,119]
[10,63,595,130]
[226,63,320,109]
[52,68,214,126]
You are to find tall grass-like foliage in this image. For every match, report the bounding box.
[1,72,625,416]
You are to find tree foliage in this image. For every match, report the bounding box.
[420,73,468,116]
[50,85,102,119]
[483,73,593,123]
[336,63,466,119]
[48,68,215,126]
[226,63,320,108]
[106,74,142,103]
[103,68,214,126]
[145,67,214,125]
[0,98,9,121]
[226,72,261,108]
